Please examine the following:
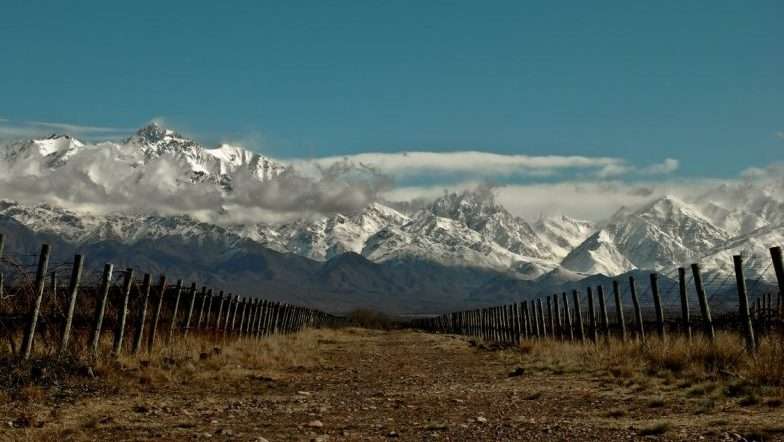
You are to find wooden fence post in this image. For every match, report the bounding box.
[0,233,4,299]
[612,280,626,341]
[733,255,756,351]
[21,244,51,360]
[629,276,645,342]
[512,303,521,343]
[562,292,574,341]
[546,296,555,339]
[586,287,597,343]
[597,285,609,338]
[204,289,214,331]
[112,268,134,355]
[183,283,197,337]
[523,302,531,338]
[147,275,166,351]
[538,299,548,338]
[572,290,585,342]
[690,264,715,341]
[214,290,225,331]
[90,263,114,357]
[168,280,184,343]
[553,294,562,340]
[771,247,784,319]
[196,286,207,330]
[678,267,691,339]
[132,273,152,354]
[59,254,84,355]
[650,273,665,339]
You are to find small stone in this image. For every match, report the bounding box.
[508,367,525,377]
[307,420,324,428]
[387,431,399,438]
[256,437,269,442]
[298,391,312,396]
[476,416,488,424]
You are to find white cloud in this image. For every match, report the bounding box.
[641,158,679,175]
[0,118,129,141]
[295,151,681,181]
[297,151,626,178]
[384,178,725,221]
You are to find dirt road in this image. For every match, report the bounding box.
[2,329,781,441]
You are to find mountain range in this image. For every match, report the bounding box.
[0,124,781,313]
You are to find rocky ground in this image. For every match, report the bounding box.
[1,329,783,441]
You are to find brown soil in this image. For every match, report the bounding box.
[1,329,783,441]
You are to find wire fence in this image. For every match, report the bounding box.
[0,233,345,362]
[414,246,784,353]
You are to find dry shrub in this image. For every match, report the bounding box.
[748,336,784,386]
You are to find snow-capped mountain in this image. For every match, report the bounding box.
[0,123,287,189]
[1,124,783,289]
[278,203,410,261]
[562,196,731,274]
[533,215,595,259]
[126,123,287,186]
[431,190,556,260]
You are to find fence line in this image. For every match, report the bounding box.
[0,232,344,362]
[413,246,784,354]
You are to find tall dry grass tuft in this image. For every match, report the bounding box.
[514,330,784,396]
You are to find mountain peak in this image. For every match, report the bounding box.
[132,122,184,144]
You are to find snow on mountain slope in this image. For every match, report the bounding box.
[698,223,784,279]
[613,196,730,269]
[430,190,555,260]
[562,196,731,275]
[561,230,636,275]
[533,215,595,258]
[279,203,410,261]
[362,211,555,278]
[126,123,287,185]
[0,135,87,174]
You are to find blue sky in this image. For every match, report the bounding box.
[1,1,782,204]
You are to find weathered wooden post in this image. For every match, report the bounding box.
[230,296,241,335]
[678,267,691,339]
[597,285,609,338]
[531,300,540,338]
[0,233,4,299]
[223,294,234,335]
[512,303,521,343]
[204,289,214,331]
[21,244,51,360]
[629,276,645,342]
[771,247,784,319]
[147,275,167,351]
[733,255,756,351]
[546,296,555,339]
[167,280,184,343]
[183,283,198,337]
[112,268,134,355]
[214,290,225,331]
[90,263,114,357]
[538,298,548,338]
[572,290,585,342]
[553,294,562,340]
[237,298,250,338]
[562,292,574,341]
[690,264,715,341]
[196,286,208,330]
[612,280,626,341]
[586,287,597,342]
[132,273,152,354]
[650,273,665,339]
[522,302,531,338]
[59,254,84,355]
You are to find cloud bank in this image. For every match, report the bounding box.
[299,151,679,179]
